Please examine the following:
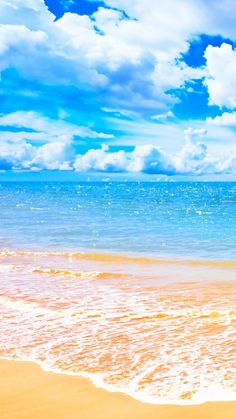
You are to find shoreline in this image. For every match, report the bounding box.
[2,356,236,406]
[0,359,236,419]
[1,247,236,266]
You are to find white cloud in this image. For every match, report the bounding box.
[0,106,111,171]
[1,125,236,175]
[127,145,174,174]
[74,144,127,172]
[0,1,236,93]
[204,43,236,109]
[216,153,236,173]
[101,0,236,43]
[184,127,207,142]
[0,24,46,55]
[207,112,236,126]
[73,129,236,176]
[0,111,113,142]
[151,111,174,121]
[73,144,174,174]
[31,141,74,170]
[0,139,73,170]
[151,61,206,90]
[173,128,208,174]
[0,139,34,170]
[0,0,220,116]
[0,110,114,170]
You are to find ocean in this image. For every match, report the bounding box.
[0,181,236,404]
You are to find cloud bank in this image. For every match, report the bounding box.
[75,129,236,176]
[0,0,231,116]
[0,117,235,175]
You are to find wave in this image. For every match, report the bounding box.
[1,293,235,321]
[31,267,129,280]
[0,296,53,315]
[1,249,236,267]
[0,261,131,280]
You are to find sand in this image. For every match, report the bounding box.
[0,359,235,419]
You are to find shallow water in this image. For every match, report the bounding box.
[0,251,235,404]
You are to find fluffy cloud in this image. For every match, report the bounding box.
[0,0,223,116]
[0,24,46,55]
[31,141,74,170]
[0,139,73,170]
[204,43,236,109]
[0,139,34,170]
[207,112,236,126]
[183,128,207,141]
[127,145,174,174]
[74,143,175,174]
[74,129,236,176]
[74,144,127,172]
[173,128,208,174]
[1,0,236,114]
[101,0,236,42]
[1,125,236,175]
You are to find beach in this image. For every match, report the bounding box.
[1,359,236,419]
[0,183,236,415]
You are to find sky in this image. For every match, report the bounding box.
[1,0,236,180]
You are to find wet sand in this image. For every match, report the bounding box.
[0,359,235,419]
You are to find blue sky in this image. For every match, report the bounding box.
[1,0,236,180]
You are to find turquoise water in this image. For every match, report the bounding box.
[0,181,236,259]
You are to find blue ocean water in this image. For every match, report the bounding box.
[0,181,236,260]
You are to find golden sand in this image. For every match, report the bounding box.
[0,360,235,419]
